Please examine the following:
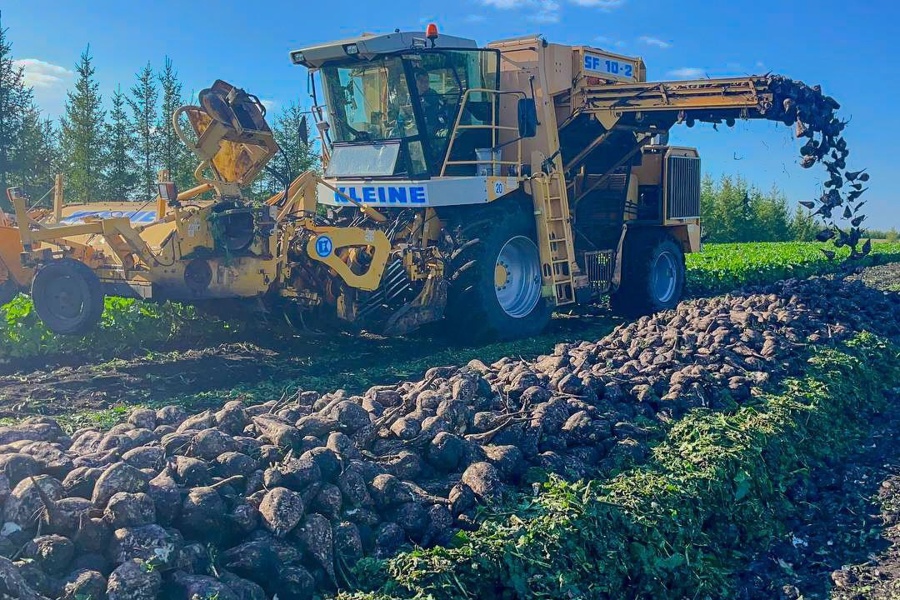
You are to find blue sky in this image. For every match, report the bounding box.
[3,0,899,228]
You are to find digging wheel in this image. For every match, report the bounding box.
[611,229,686,317]
[31,258,105,335]
[444,201,551,342]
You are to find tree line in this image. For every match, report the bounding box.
[0,15,316,211]
[700,174,824,243]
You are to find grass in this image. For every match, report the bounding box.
[0,294,241,361]
[685,241,900,296]
[332,332,900,600]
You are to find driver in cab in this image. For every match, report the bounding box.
[414,68,449,136]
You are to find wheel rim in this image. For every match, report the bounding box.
[44,275,86,322]
[651,250,678,304]
[495,236,542,319]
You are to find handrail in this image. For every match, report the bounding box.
[439,88,522,178]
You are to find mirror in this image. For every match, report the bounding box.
[299,115,309,147]
[517,98,538,138]
[157,182,178,202]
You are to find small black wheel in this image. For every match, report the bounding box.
[443,200,552,343]
[610,230,685,317]
[31,258,105,335]
[0,278,18,306]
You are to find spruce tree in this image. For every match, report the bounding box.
[157,57,193,191]
[258,101,319,198]
[16,107,59,200]
[0,13,34,208]
[59,46,106,202]
[102,85,137,199]
[129,62,158,201]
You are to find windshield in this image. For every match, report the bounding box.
[323,58,416,143]
[320,49,500,177]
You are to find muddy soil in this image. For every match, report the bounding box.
[830,475,900,600]
[728,263,900,600]
[0,343,290,418]
[0,313,618,420]
[736,387,900,600]
[848,261,900,292]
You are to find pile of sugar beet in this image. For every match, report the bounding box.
[0,277,898,600]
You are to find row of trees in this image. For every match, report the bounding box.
[700,174,821,243]
[0,15,316,211]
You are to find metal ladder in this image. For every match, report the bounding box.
[533,171,577,306]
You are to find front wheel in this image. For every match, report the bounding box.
[31,258,105,335]
[444,204,552,343]
[0,278,18,306]
[610,230,685,317]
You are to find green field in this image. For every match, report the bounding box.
[686,241,900,296]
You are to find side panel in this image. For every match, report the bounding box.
[666,223,702,254]
[574,46,645,83]
[317,176,519,207]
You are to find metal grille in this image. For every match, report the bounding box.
[666,155,701,219]
[584,250,615,293]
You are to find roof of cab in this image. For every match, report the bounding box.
[290,30,479,68]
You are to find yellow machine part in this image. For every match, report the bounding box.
[0,225,29,287]
[306,227,391,292]
[185,108,276,187]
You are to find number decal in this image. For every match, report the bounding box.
[494,182,505,196]
[585,54,636,79]
[315,235,333,258]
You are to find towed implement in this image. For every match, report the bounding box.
[8,27,858,341]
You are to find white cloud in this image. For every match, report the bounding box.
[639,36,671,49]
[570,0,625,8]
[668,67,706,79]
[481,0,561,22]
[531,0,561,22]
[479,0,623,21]
[595,35,626,48]
[12,58,73,119]
[13,58,73,89]
[260,99,278,113]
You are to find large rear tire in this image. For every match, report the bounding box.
[610,230,685,317]
[31,258,105,335]
[443,202,552,343]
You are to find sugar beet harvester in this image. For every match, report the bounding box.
[8,28,842,342]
